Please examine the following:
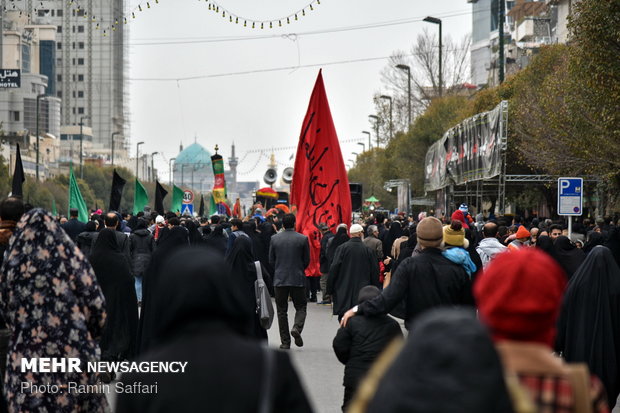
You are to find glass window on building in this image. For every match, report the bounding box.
[11,111,20,121]
[78,26,84,33]
[21,44,31,73]
[78,42,84,49]
[78,74,84,81]
[78,91,84,98]
[57,74,62,81]
[77,58,84,65]
[57,26,62,33]
[57,91,62,98]
[57,42,62,50]
[57,9,63,17]
[78,107,84,114]
[77,10,85,16]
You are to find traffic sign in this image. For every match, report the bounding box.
[182,190,194,204]
[557,177,583,216]
[181,204,194,216]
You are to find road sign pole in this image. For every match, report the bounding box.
[567,216,572,239]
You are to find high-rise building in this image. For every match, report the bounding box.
[6,0,129,161]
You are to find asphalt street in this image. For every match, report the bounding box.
[267,299,345,413]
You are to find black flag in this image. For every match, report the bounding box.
[198,194,205,217]
[155,180,168,215]
[11,143,25,197]
[108,169,126,211]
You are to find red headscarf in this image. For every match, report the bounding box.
[474,248,566,346]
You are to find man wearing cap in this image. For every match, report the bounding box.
[61,208,86,242]
[340,217,474,329]
[327,224,380,321]
[507,226,531,251]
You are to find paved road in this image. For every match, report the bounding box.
[267,299,345,413]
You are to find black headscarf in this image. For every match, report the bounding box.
[585,231,606,254]
[204,225,227,256]
[536,235,554,257]
[138,226,190,353]
[327,226,349,268]
[384,221,403,258]
[154,248,250,339]
[185,220,203,246]
[225,236,267,339]
[552,236,585,279]
[367,308,513,413]
[556,245,620,406]
[89,228,138,360]
[604,226,620,268]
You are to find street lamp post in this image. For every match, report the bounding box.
[423,16,443,97]
[395,64,412,126]
[368,115,380,148]
[352,152,359,157]
[357,142,365,152]
[362,131,371,150]
[169,157,176,186]
[111,132,121,166]
[380,95,393,141]
[35,93,46,181]
[181,164,185,188]
[79,115,90,179]
[136,141,144,179]
[150,152,158,182]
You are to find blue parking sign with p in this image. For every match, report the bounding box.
[557,177,583,216]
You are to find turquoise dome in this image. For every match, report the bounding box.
[176,143,212,166]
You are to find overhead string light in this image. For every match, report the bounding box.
[204,0,322,30]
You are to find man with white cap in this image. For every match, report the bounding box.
[341,217,474,329]
[327,224,381,321]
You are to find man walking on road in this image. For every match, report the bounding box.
[328,224,380,321]
[269,214,310,349]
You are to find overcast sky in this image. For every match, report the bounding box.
[127,0,472,185]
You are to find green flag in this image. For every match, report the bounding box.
[133,178,149,215]
[51,198,57,217]
[209,192,217,215]
[68,167,88,223]
[172,184,184,213]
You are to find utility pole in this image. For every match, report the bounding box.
[498,0,506,84]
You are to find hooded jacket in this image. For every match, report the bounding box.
[476,237,508,268]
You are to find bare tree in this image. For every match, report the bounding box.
[372,30,471,140]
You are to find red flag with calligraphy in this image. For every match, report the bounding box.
[291,70,351,277]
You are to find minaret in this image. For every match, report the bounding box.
[228,142,238,195]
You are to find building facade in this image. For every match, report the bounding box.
[468,0,575,88]
[5,0,129,161]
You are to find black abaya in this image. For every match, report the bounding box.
[553,235,585,279]
[226,236,268,340]
[137,226,189,353]
[116,248,313,413]
[89,228,138,360]
[556,245,620,407]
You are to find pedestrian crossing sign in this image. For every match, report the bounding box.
[181,204,194,216]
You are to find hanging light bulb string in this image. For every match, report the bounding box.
[8,0,322,35]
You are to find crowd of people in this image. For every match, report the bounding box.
[0,195,617,412]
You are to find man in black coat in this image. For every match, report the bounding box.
[269,214,310,349]
[61,208,86,242]
[327,224,380,320]
[91,212,131,264]
[340,217,474,329]
[318,223,335,305]
[333,286,402,411]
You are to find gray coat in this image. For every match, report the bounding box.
[363,235,383,261]
[269,228,310,287]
